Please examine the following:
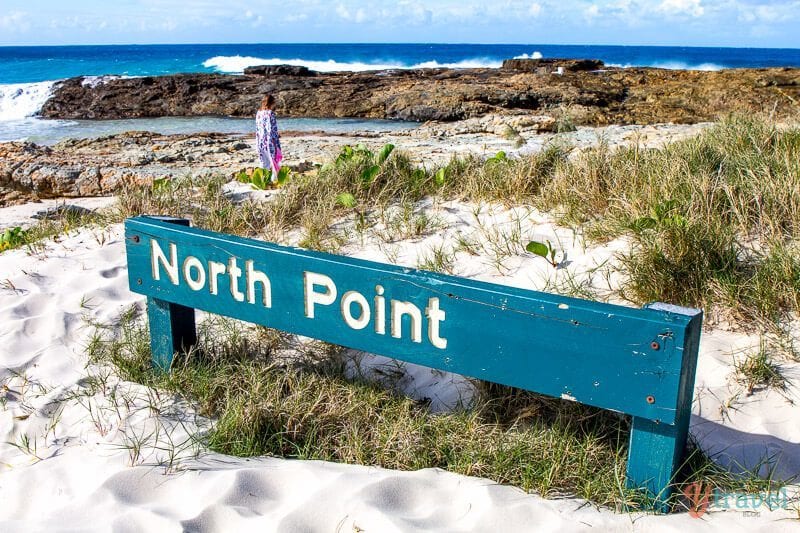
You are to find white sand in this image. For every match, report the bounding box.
[1,196,799,531]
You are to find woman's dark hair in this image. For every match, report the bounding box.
[260,94,275,110]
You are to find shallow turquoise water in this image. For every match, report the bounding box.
[1,116,418,145]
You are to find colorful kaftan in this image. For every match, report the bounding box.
[255,109,282,177]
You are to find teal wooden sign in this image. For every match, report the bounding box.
[125,216,702,510]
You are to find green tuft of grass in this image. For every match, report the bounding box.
[734,338,787,395]
[619,217,739,311]
[0,205,119,254]
[417,243,456,274]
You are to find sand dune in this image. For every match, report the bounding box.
[1,198,798,531]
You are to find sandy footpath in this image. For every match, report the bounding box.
[1,192,799,531]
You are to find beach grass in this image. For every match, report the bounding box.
[0,206,113,253]
[540,115,800,324]
[84,116,800,511]
[116,114,800,326]
[733,336,789,394]
[86,311,788,512]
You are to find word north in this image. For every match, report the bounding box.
[149,239,448,349]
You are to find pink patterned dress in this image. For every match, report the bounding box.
[255,109,282,177]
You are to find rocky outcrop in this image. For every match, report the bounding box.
[0,133,255,205]
[0,118,716,207]
[243,65,315,76]
[501,58,605,72]
[39,64,800,125]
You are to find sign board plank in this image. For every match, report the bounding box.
[125,216,697,425]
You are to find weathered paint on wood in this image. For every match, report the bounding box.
[146,297,197,372]
[141,217,197,371]
[124,216,703,509]
[627,302,702,511]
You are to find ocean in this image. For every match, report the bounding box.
[1,43,799,144]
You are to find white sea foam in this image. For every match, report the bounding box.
[0,81,57,121]
[609,61,724,71]
[203,55,502,74]
[81,75,125,88]
[513,51,543,60]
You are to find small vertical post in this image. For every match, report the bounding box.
[144,216,197,372]
[627,303,703,512]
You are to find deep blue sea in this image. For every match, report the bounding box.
[1,43,799,143]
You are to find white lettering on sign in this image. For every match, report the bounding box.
[146,241,445,348]
[391,300,422,343]
[149,239,271,308]
[183,256,206,291]
[304,271,337,318]
[425,298,448,349]
[246,260,271,307]
[374,285,386,335]
[341,290,370,329]
[151,240,179,284]
[302,271,448,349]
[228,257,245,302]
[208,260,226,295]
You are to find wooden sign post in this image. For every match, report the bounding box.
[125,216,702,511]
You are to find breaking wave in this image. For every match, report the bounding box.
[203,55,502,74]
[0,81,57,121]
[608,61,724,71]
[513,52,544,60]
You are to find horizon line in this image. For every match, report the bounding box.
[1,42,799,51]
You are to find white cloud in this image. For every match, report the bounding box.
[3,0,799,47]
[0,11,30,32]
[336,4,368,23]
[657,0,704,17]
[409,4,434,24]
[445,5,482,21]
[736,2,799,24]
[335,4,350,19]
[284,13,309,23]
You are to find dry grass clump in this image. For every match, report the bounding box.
[0,205,117,254]
[117,176,270,237]
[734,337,789,395]
[538,116,800,323]
[541,116,800,240]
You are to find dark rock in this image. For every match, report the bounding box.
[501,58,605,72]
[244,64,316,77]
[32,204,94,220]
[38,64,800,127]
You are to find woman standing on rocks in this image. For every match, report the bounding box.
[256,94,282,183]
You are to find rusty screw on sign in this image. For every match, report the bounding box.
[646,395,656,404]
[650,341,660,350]
[131,235,141,243]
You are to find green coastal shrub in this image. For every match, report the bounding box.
[619,217,739,310]
[0,226,27,252]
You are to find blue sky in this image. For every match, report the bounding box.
[1,1,798,47]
